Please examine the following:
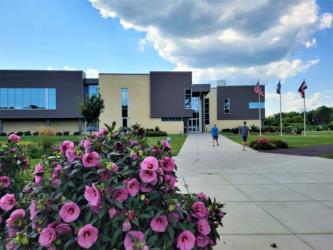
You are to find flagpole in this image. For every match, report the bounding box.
[279,88,283,136]
[258,93,262,136]
[303,95,306,136]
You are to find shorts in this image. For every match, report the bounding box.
[242,136,247,142]
[213,135,218,140]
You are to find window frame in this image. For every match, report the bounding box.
[224,97,231,114]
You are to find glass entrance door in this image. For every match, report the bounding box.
[187,97,201,133]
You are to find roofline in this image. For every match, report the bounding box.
[0,69,84,72]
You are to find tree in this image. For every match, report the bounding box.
[80,94,105,133]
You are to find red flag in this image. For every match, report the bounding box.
[298,80,307,98]
[254,82,264,97]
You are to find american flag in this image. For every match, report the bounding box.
[298,80,307,98]
[276,80,281,94]
[254,82,264,97]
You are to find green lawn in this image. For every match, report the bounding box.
[223,132,333,148]
[146,134,187,156]
[0,134,187,156]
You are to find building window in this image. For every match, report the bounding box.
[161,117,183,122]
[121,88,128,128]
[224,97,231,114]
[204,98,210,125]
[0,88,56,110]
[87,85,98,98]
[184,88,192,109]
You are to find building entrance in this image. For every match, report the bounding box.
[187,96,201,133]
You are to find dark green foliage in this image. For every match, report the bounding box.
[270,139,288,149]
[80,94,105,132]
[249,138,276,150]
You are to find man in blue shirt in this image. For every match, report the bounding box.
[211,124,219,147]
[240,121,250,151]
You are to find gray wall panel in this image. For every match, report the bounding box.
[0,70,84,119]
[217,85,265,120]
[150,72,192,118]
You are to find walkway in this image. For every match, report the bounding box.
[175,133,333,250]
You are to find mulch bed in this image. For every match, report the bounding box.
[259,144,333,157]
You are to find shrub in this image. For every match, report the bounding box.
[73,131,81,136]
[250,125,259,133]
[145,130,168,137]
[33,131,39,136]
[16,131,24,136]
[0,125,225,249]
[221,128,231,133]
[250,138,276,150]
[63,131,70,136]
[56,132,63,136]
[270,139,288,149]
[154,126,160,132]
[231,127,239,134]
[21,144,44,159]
[24,131,31,136]
[38,127,56,136]
[0,132,6,136]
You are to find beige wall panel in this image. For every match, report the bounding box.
[50,120,79,133]
[3,120,48,133]
[3,120,80,134]
[99,74,184,134]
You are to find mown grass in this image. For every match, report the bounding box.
[0,134,187,156]
[223,132,333,148]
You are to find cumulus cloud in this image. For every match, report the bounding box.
[90,0,331,81]
[305,38,317,48]
[265,91,333,115]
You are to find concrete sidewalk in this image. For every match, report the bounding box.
[175,133,333,250]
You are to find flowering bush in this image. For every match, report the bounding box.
[0,134,31,242]
[249,138,276,150]
[0,124,225,249]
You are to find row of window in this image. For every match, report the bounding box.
[224,98,231,114]
[121,88,128,128]
[0,88,56,110]
[161,117,183,122]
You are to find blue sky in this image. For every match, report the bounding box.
[0,0,332,115]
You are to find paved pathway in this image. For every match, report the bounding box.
[175,134,333,250]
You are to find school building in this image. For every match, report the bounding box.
[0,70,265,134]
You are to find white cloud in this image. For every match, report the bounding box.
[265,91,333,115]
[85,68,99,78]
[175,59,319,83]
[45,67,99,78]
[305,38,317,48]
[319,12,333,29]
[90,0,332,81]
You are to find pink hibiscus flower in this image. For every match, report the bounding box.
[59,140,74,154]
[81,139,91,153]
[160,157,175,173]
[197,219,211,236]
[0,193,16,211]
[122,220,131,232]
[140,156,158,171]
[59,202,81,223]
[34,163,44,175]
[65,149,76,162]
[84,184,101,206]
[0,176,11,188]
[126,178,140,197]
[54,223,72,235]
[77,224,99,249]
[124,231,145,250]
[34,175,43,186]
[140,169,157,184]
[82,151,99,168]
[6,209,25,228]
[112,188,128,203]
[196,235,209,248]
[192,201,208,219]
[196,193,208,201]
[108,207,117,219]
[8,134,21,143]
[162,140,171,149]
[29,200,38,221]
[176,230,196,250]
[39,227,56,247]
[150,215,168,232]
